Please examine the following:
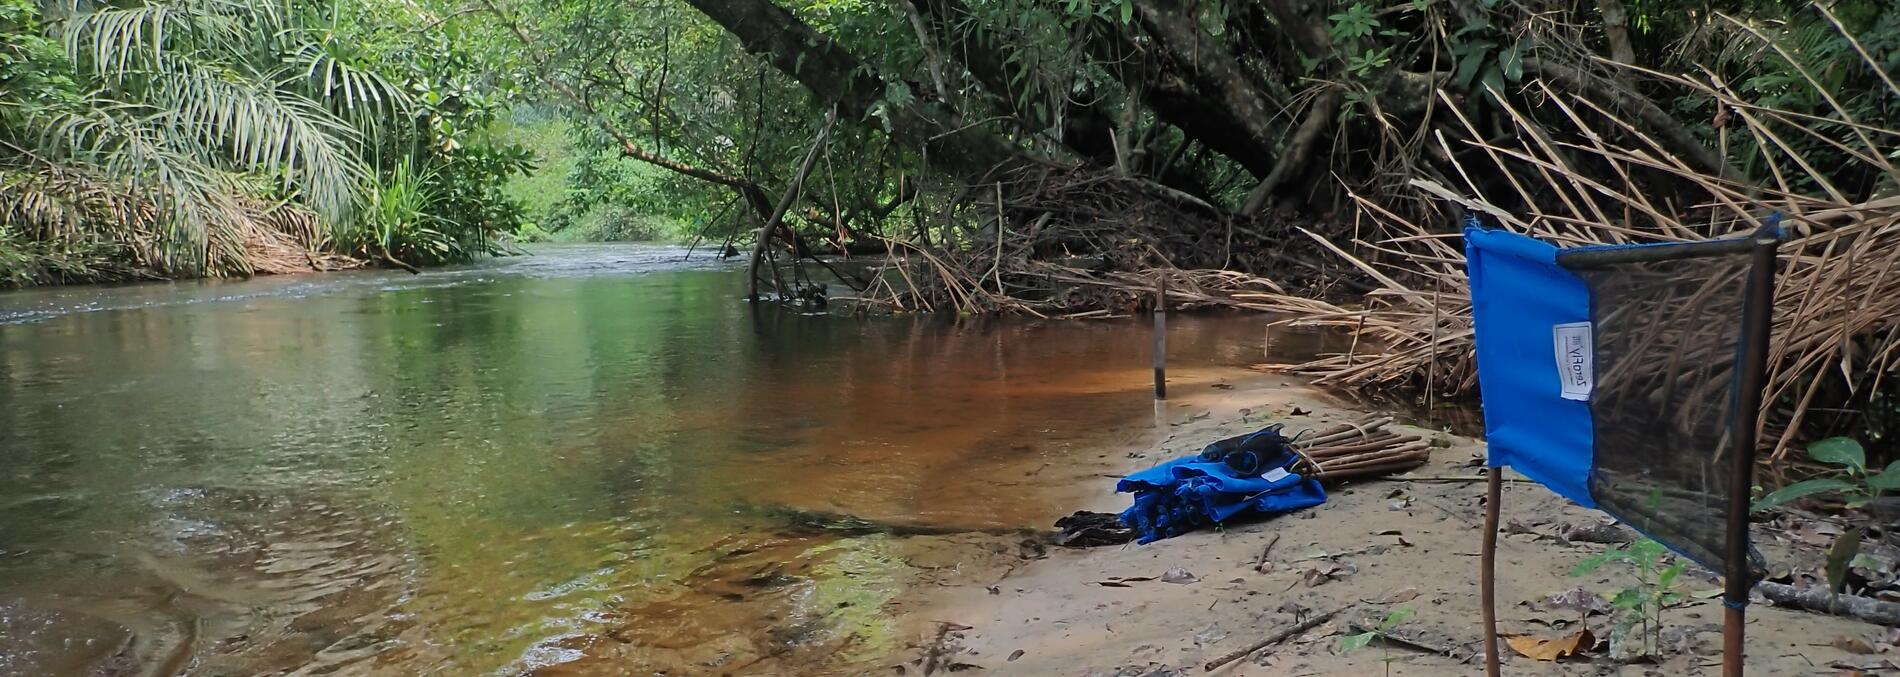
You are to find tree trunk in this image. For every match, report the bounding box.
[1073,17,1279,175]
[1597,0,1637,65]
[896,0,952,104]
[680,0,1025,178]
[748,109,838,300]
[1243,88,1341,214]
[1132,0,1283,156]
[912,0,1119,166]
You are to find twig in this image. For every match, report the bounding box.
[1254,533,1282,572]
[1203,607,1344,672]
[1348,621,1473,662]
[1398,476,1539,484]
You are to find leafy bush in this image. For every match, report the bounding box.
[1752,437,1900,511]
[0,0,535,284]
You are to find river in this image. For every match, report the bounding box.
[0,244,1325,675]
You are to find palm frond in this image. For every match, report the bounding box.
[40,103,251,269]
[142,57,366,218]
[63,1,270,79]
[278,38,413,131]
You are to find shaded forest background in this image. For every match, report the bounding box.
[5,0,1896,281]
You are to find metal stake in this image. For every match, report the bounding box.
[1723,226,1780,677]
[1153,273,1167,399]
[1482,469,1502,677]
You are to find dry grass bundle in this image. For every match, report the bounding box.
[2,163,365,281]
[235,198,366,275]
[1264,21,1900,461]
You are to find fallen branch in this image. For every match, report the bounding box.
[1348,620,1474,662]
[1203,607,1344,672]
[1759,581,1900,626]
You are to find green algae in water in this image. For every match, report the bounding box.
[800,536,904,663]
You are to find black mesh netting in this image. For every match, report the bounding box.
[1568,251,1767,575]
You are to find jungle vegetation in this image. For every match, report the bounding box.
[7,0,1896,288]
[0,0,533,284]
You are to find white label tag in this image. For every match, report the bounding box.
[1262,467,1291,482]
[1553,322,1594,401]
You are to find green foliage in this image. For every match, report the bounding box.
[497,116,575,223]
[1329,4,1380,43]
[1568,538,1684,658]
[0,0,81,129]
[0,0,531,285]
[1750,435,1900,594]
[1337,606,1414,676]
[1671,1,1900,196]
[332,158,452,264]
[545,147,701,242]
[1753,437,1900,511]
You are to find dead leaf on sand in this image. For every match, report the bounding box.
[1299,566,1340,588]
[1504,629,1594,661]
[1832,635,1877,654]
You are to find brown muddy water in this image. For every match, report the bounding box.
[0,245,1340,675]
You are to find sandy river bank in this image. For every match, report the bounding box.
[879,370,1882,676]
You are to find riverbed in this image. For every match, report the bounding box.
[0,245,1336,675]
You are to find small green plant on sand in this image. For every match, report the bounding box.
[1569,538,1684,658]
[1752,437,1900,512]
[1752,436,1896,592]
[1337,606,1414,677]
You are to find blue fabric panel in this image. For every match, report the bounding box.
[1465,227,1598,507]
[1116,452,1326,544]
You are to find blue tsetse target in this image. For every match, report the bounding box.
[1466,218,1779,577]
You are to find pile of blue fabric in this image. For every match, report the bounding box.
[1117,425,1327,544]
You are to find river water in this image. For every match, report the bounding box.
[0,245,1318,675]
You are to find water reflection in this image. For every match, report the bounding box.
[0,245,1332,674]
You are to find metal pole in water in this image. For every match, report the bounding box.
[1724,226,1780,677]
[1153,273,1167,400]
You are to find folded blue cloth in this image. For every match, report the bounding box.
[1116,433,1326,544]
